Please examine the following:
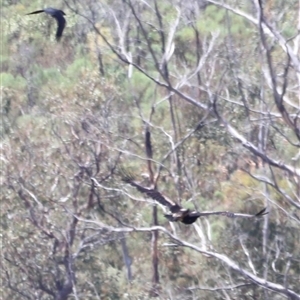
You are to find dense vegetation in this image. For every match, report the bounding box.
[1,0,300,299]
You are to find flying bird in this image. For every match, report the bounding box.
[121,172,268,224]
[27,8,66,41]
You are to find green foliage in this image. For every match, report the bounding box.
[65,57,93,80]
[197,6,227,34]
[1,73,26,89]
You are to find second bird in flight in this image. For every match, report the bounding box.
[27,7,66,41]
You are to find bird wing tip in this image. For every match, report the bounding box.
[255,207,268,217]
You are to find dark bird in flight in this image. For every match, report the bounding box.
[27,8,66,41]
[121,172,268,224]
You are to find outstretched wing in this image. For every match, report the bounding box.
[196,207,268,218]
[26,10,45,15]
[52,13,66,40]
[121,171,178,209]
